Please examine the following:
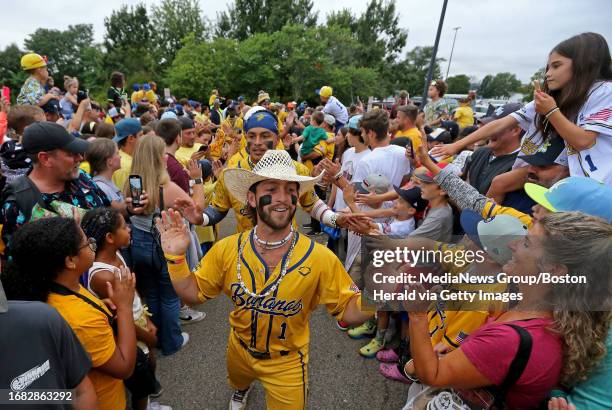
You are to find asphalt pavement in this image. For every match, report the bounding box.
[156,211,409,409]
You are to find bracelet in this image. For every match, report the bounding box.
[334,170,343,180]
[544,106,560,120]
[165,253,186,263]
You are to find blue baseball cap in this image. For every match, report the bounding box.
[113,118,142,143]
[348,115,362,130]
[237,96,245,102]
[525,176,612,222]
[143,83,151,91]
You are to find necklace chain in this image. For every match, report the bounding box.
[236,228,297,299]
[253,225,294,249]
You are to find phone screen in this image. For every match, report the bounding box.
[129,175,143,206]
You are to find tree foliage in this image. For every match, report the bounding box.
[479,72,522,98]
[446,74,471,94]
[150,0,209,69]
[215,0,318,40]
[0,44,27,100]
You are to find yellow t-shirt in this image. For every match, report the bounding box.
[111,150,132,191]
[212,158,319,233]
[171,231,360,352]
[175,143,203,168]
[195,180,216,244]
[209,117,245,160]
[454,106,475,130]
[130,91,142,104]
[303,135,335,173]
[395,127,423,153]
[427,242,506,350]
[47,286,125,410]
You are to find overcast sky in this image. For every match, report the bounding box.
[1,0,610,82]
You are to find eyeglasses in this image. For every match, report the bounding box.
[80,237,97,252]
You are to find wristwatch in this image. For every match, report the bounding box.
[189,178,203,187]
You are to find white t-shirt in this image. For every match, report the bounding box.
[333,147,371,210]
[353,144,412,187]
[509,102,568,169]
[323,96,349,124]
[569,81,612,185]
[377,217,416,236]
[446,150,473,176]
[345,201,394,271]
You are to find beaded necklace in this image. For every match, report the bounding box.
[253,225,294,249]
[235,228,298,299]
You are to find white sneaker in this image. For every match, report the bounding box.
[229,386,251,410]
[181,332,190,348]
[148,401,172,410]
[179,305,206,324]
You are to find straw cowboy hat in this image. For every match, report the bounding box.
[223,150,322,203]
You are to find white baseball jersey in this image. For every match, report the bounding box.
[323,96,349,124]
[510,102,568,169]
[570,81,612,185]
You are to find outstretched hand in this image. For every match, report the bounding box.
[155,208,191,256]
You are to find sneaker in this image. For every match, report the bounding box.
[378,363,412,384]
[179,305,206,324]
[181,332,190,348]
[336,320,350,331]
[229,386,251,410]
[359,337,384,358]
[376,348,399,363]
[150,380,163,398]
[348,321,376,339]
[148,401,172,410]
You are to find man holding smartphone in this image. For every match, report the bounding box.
[175,117,208,167]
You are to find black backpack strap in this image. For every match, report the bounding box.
[1,175,48,222]
[48,282,116,332]
[492,323,533,408]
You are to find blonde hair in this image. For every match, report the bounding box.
[539,211,612,387]
[124,135,169,214]
[63,75,78,91]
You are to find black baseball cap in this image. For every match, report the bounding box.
[479,102,522,125]
[518,136,565,167]
[393,186,428,212]
[179,116,195,130]
[427,128,452,144]
[198,159,213,179]
[23,122,89,154]
[41,99,60,114]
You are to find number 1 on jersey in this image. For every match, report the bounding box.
[278,322,287,340]
[585,154,598,172]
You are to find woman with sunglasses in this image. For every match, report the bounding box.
[1,217,137,410]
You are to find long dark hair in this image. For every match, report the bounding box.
[538,32,612,138]
[1,218,82,302]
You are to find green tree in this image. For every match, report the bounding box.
[23,25,101,90]
[150,0,209,69]
[0,44,27,100]
[446,74,471,94]
[215,0,318,40]
[479,72,522,98]
[326,0,407,66]
[387,46,444,98]
[519,68,545,102]
[103,4,156,89]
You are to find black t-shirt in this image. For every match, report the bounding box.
[466,147,518,195]
[0,301,91,409]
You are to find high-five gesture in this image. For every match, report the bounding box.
[155,209,191,256]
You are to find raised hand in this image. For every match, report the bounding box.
[155,208,191,256]
[105,266,136,313]
[187,159,203,180]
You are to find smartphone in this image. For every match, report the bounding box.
[198,144,209,152]
[1,86,9,102]
[129,175,143,207]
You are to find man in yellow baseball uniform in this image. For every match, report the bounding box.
[197,107,355,234]
[157,149,373,409]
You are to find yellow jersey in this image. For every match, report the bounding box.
[209,117,245,160]
[111,149,132,191]
[454,106,475,130]
[175,143,203,167]
[171,231,361,352]
[427,242,506,350]
[48,286,125,410]
[395,127,423,153]
[212,157,319,233]
[303,135,335,174]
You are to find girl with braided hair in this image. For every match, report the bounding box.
[81,207,169,410]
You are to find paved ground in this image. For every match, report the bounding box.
[156,211,408,409]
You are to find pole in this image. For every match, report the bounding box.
[421,0,449,107]
[445,26,461,80]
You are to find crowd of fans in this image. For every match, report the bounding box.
[0,31,611,410]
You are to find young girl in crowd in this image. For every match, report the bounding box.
[81,207,170,410]
[432,32,612,197]
[1,217,137,410]
[60,75,78,122]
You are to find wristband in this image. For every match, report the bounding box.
[544,107,560,120]
[189,178,203,187]
[334,170,343,180]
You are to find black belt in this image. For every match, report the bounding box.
[236,336,291,360]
